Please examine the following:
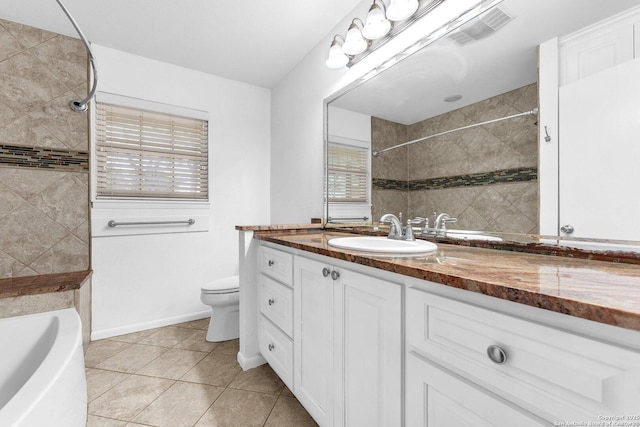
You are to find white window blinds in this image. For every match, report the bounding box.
[95,103,208,200]
[327,142,368,203]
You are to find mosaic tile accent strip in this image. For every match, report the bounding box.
[0,144,89,172]
[373,167,537,191]
[372,178,409,191]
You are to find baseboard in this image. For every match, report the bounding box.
[237,351,266,371]
[91,310,211,341]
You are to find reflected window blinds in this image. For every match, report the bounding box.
[327,142,368,203]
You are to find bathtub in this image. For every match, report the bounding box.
[0,308,87,427]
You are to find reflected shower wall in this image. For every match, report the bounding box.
[372,84,539,234]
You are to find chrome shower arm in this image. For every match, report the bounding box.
[56,0,97,112]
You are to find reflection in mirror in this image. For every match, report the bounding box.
[326,0,640,243]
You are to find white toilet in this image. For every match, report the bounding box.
[200,275,240,342]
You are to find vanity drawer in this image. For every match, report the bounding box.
[259,274,293,337]
[259,245,293,287]
[406,287,640,421]
[406,351,546,427]
[259,315,293,390]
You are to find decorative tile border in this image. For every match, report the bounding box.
[0,144,89,172]
[373,167,537,191]
[372,178,409,191]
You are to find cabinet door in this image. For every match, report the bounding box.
[334,269,401,427]
[406,352,548,427]
[294,256,334,426]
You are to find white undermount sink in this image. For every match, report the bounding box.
[446,232,503,242]
[328,236,437,254]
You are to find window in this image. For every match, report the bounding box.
[327,141,369,203]
[95,102,208,200]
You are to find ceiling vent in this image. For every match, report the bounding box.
[447,6,514,45]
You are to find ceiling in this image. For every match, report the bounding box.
[0,0,364,88]
[332,0,640,125]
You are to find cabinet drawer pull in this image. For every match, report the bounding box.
[268,298,275,306]
[487,345,507,364]
[268,343,275,351]
[322,267,331,277]
[268,259,275,267]
[331,270,340,280]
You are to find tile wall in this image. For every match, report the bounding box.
[0,19,89,278]
[372,84,539,234]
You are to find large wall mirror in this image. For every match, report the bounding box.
[325,0,640,245]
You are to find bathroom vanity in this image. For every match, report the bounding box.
[237,226,640,427]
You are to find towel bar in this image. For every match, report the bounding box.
[108,219,195,227]
[327,216,369,223]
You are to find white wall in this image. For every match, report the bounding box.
[328,105,371,141]
[270,0,479,223]
[91,45,271,339]
[327,105,372,221]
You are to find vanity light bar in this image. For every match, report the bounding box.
[347,0,505,90]
[326,0,445,69]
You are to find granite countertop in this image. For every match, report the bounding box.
[252,229,640,332]
[0,270,92,299]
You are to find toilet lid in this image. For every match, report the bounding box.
[202,275,239,294]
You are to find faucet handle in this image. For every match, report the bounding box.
[441,216,458,230]
[407,217,425,225]
[417,217,430,234]
[405,217,426,241]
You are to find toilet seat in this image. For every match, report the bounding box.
[201,276,239,294]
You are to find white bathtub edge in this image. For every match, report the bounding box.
[0,308,86,427]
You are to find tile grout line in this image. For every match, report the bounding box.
[86,319,310,426]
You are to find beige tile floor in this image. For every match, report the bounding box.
[85,318,318,427]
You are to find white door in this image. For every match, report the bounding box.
[334,269,401,427]
[294,256,334,426]
[559,58,640,240]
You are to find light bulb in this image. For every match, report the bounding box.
[342,23,368,55]
[362,4,391,40]
[326,40,349,69]
[386,0,419,21]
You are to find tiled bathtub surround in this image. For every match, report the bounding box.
[372,84,539,234]
[0,19,89,278]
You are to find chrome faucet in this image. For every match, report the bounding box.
[380,213,403,240]
[380,213,426,241]
[433,212,457,235]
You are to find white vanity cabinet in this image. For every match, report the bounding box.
[257,245,294,389]
[406,286,640,425]
[248,240,640,427]
[294,254,402,427]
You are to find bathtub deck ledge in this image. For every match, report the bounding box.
[0,270,92,299]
